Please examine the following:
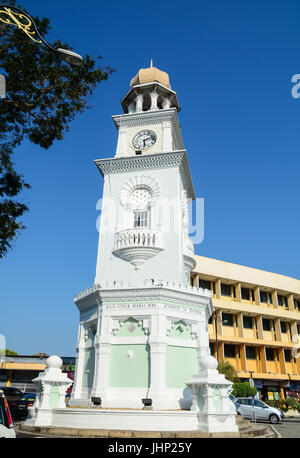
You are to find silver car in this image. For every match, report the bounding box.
[235,397,285,424]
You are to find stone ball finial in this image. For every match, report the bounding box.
[200,355,218,370]
[46,355,63,369]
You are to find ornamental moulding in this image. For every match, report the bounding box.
[74,279,212,303]
[94,151,195,200]
[112,108,178,129]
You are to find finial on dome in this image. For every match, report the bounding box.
[150,59,153,68]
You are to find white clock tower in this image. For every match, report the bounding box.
[69,64,214,410]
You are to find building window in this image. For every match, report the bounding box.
[246,346,256,360]
[262,318,271,331]
[280,321,287,333]
[296,300,300,312]
[266,348,275,361]
[260,291,268,303]
[221,283,231,297]
[243,316,253,329]
[222,313,234,326]
[284,350,292,362]
[241,287,250,301]
[224,344,236,358]
[199,279,211,291]
[277,294,288,308]
[133,211,148,228]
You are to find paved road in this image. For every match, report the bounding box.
[272,418,300,438]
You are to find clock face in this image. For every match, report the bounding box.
[132,130,157,150]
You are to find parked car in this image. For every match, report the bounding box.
[0,387,24,419]
[10,393,36,420]
[235,397,285,424]
[0,390,16,438]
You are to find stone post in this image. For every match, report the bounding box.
[26,356,73,427]
[186,355,238,433]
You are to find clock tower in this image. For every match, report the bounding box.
[94,63,196,285]
[70,64,214,410]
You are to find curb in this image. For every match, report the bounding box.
[18,423,276,439]
[19,424,240,438]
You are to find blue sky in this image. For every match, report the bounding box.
[1,0,300,356]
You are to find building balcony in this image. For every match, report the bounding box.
[112,228,163,270]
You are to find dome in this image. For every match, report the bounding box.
[130,62,171,89]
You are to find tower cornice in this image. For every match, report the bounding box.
[112,107,179,129]
[94,150,195,200]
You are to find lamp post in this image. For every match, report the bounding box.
[214,313,228,363]
[0,5,83,65]
[249,370,256,423]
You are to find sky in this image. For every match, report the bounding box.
[1,0,300,356]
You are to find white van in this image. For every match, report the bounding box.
[0,390,16,438]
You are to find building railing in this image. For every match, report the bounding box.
[114,228,163,251]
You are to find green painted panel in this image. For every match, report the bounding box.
[166,346,198,388]
[49,385,60,408]
[82,347,95,389]
[168,320,193,340]
[213,387,223,412]
[116,317,146,337]
[109,344,150,388]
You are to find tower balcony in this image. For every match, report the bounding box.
[112,228,163,270]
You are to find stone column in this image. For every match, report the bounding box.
[116,127,127,157]
[288,294,295,312]
[235,283,242,302]
[69,324,86,403]
[274,318,282,342]
[127,101,135,113]
[271,290,278,308]
[150,90,158,110]
[91,315,111,407]
[162,120,173,152]
[277,348,286,375]
[236,312,244,338]
[162,96,171,109]
[135,93,144,112]
[148,314,167,409]
[254,286,260,305]
[215,279,221,299]
[259,346,267,373]
[256,315,264,340]
[239,344,247,372]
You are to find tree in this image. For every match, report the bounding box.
[0,1,113,257]
[217,360,240,383]
[5,349,18,356]
[232,382,257,398]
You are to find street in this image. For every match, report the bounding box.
[272,418,300,438]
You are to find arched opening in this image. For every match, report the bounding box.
[142,93,151,111]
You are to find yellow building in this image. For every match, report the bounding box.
[191,255,300,401]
